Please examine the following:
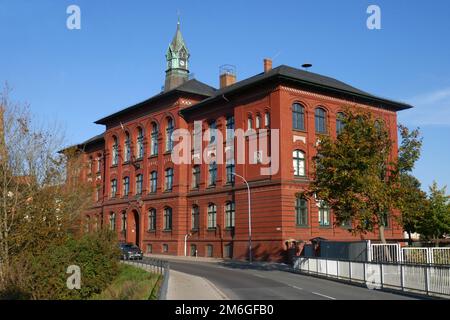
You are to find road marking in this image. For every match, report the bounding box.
[312,292,336,300]
[289,285,303,290]
[252,273,265,278]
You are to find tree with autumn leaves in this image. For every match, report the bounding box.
[301,107,449,244]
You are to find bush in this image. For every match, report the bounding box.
[0,229,121,300]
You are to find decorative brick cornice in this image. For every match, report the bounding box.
[279,86,396,115]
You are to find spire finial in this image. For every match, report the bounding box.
[177,9,181,28]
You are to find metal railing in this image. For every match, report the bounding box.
[293,256,450,298]
[370,244,450,265]
[122,258,170,300]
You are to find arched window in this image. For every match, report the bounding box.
[124,132,131,162]
[192,165,200,189]
[150,171,158,193]
[123,176,130,197]
[165,168,174,191]
[226,159,235,184]
[112,136,119,165]
[295,198,308,226]
[151,122,159,156]
[336,112,345,135]
[88,156,93,174]
[84,215,90,233]
[207,204,217,229]
[166,118,174,152]
[136,127,144,159]
[209,120,217,144]
[226,116,235,140]
[292,103,305,130]
[315,107,327,134]
[256,114,261,129]
[209,161,217,186]
[136,174,143,195]
[247,116,253,130]
[121,212,127,233]
[163,207,172,230]
[109,212,116,231]
[148,208,156,231]
[225,202,235,228]
[111,179,117,198]
[318,201,331,227]
[191,205,200,230]
[293,150,306,177]
[265,112,270,128]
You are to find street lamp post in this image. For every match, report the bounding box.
[231,172,252,264]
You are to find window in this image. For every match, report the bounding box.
[247,116,253,130]
[150,171,158,193]
[124,132,131,162]
[226,160,235,184]
[293,103,305,131]
[96,157,101,173]
[207,204,217,229]
[84,216,90,233]
[209,162,217,186]
[315,107,327,134]
[163,207,172,230]
[225,202,235,228]
[166,118,174,152]
[112,136,119,165]
[293,150,306,177]
[190,244,197,257]
[121,212,127,233]
[209,121,217,144]
[162,244,169,253]
[165,168,173,191]
[226,116,235,140]
[265,112,270,127]
[191,205,199,230]
[224,243,233,258]
[206,244,213,258]
[192,165,200,189]
[136,174,143,195]
[256,114,261,129]
[123,176,130,197]
[109,213,116,231]
[95,187,101,202]
[88,157,93,174]
[147,244,153,253]
[336,112,345,135]
[295,198,308,226]
[111,179,117,198]
[319,202,331,227]
[151,122,159,156]
[148,209,156,231]
[137,127,144,159]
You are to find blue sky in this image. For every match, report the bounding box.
[1,0,449,191]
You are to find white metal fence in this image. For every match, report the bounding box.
[369,244,450,265]
[293,256,450,298]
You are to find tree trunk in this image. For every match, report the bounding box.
[379,225,387,244]
[407,230,412,246]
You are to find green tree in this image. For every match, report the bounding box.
[419,182,450,246]
[396,174,428,245]
[303,108,422,243]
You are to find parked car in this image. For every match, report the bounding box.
[119,243,143,260]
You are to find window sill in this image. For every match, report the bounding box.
[296,225,309,228]
[147,230,156,234]
[207,228,217,231]
[162,229,172,233]
[149,154,158,159]
[224,227,235,231]
[319,225,332,229]
[191,228,199,232]
[292,128,307,133]
[111,165,118,168]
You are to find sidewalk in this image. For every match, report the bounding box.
[145,253,225,263]
[167,270,228,300]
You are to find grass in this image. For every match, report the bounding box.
[92,264,162,300]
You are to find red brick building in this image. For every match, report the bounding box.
[73,23,412,261]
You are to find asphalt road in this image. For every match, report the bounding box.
[162,259,420,300]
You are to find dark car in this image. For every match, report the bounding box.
[119,243,143,260]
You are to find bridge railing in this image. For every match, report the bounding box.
[293,256,450,298]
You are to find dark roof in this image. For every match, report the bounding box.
[95,79,216,125]
[59,133,104,154]
[181,65,413,116]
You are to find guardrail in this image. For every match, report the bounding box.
[293,256,450,299]
[122,258,170,300]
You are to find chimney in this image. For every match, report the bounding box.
[219,65,236,88]
[264,58,272,72]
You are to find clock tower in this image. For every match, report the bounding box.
[164,21,190,92]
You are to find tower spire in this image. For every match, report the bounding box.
[164,20,190,92]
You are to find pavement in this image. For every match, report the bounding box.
[167,270,229,300]
[144,254,423,300]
